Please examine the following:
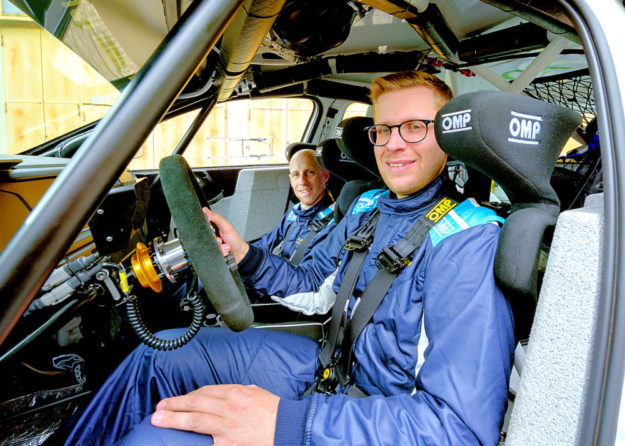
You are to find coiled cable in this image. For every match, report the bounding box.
[125,292,205,351]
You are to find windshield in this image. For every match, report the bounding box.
[0,6,119,155]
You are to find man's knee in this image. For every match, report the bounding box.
[115,415,214,446]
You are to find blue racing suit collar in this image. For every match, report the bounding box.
[291,190,333,221]
[377,173,447,216]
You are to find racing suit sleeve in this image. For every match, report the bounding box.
[239,212,352,297]
[273,223,515,446]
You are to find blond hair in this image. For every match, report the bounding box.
[369,70,454,110]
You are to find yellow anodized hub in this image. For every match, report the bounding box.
[131,242,162,293]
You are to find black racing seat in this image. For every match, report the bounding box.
[316,117,384,223]
[334,116,381,180]
[434,90,581,339]
[284,142,316,161]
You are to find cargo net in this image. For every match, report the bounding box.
[524,69,595,128]
[525,70,601,210]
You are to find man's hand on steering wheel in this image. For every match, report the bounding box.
[203,208,250,263]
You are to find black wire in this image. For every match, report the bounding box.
[125,291,205,351]
[0,298,81,364]
[0,189,32,211]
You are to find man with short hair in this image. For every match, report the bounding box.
[253,148,334,266]
[66,71,515,446]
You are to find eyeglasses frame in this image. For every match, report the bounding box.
[364,119,435,146]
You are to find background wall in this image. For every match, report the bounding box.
[0,7,317,169]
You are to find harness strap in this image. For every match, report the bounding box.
[289,204,335,266]
[288,231,318,266]
[336,197,458,385]
[318,209,380,369]
[310,197,457,393]
[271,222,295,256]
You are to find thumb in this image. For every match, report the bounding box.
[203,208,230,231]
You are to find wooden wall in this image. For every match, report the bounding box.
[0,14,315,168]
[0,17,117,155]
[128,98,314,170]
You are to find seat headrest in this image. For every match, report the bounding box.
[334,117,381,180]
[334,179,382,223]
[285,142,316,161]
[434,91,581,208]
[315,138,378,182]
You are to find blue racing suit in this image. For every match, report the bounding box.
[65,175,515,446]
[252,190,334,263]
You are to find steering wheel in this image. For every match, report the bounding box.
[159,155,253,331]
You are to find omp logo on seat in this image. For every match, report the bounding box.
[508,111,542,145]
[440,109,472,133]
[425,198,457,223]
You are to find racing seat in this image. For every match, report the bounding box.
[319,117,383,222]
[253,121,385,338]
[434,90,581,340]
[285,141,316,160]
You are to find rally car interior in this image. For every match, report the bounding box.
[0,0,613,444]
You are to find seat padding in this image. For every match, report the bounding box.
[334,116,381,180]
[434,91,580,209]
[434,91,581,338]
[315,138,378,183]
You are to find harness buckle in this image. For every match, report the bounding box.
[375,246,411,273]
[308,218,328,233]
[310,363,339,395]
[343,234,372,251]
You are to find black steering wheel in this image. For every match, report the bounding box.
[159,155,253,331]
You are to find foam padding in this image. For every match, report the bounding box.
[506,199,603,445]
[159,155,253,331]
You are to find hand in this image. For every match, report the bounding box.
[151,384,280,445]
[203,208,249,262]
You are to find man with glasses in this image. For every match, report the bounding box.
[66,71,514,446]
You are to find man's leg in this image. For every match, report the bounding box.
[65,327,319,445]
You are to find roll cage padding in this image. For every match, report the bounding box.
[434,91,581,337]
[159,155,253,331]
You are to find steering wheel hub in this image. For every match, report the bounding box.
[131,242,162,293]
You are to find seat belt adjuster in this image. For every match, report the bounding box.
[375,246,412,273]
[344,234,373,251]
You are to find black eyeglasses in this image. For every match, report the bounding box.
[365,119,434,146]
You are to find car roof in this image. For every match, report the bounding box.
[12,0,587,102]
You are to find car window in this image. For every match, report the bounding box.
[127,97,315,170]
[0,10,119,155]
[343,102,370,120]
